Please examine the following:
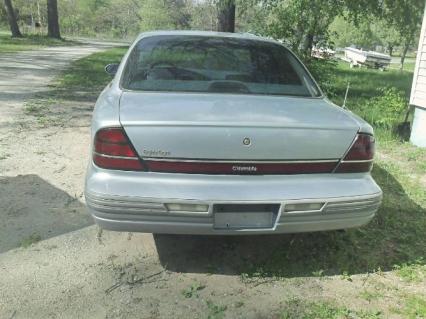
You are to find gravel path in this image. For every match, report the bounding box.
[0,45,106,129]
[0,44,112,254]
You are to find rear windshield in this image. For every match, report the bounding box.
[121,35,321,97]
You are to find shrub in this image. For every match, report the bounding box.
[360,87,408,129]
[305,58,339,98]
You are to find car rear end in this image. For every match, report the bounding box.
[85,31,382,235]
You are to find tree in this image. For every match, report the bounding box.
[372,20,401,56]
[189,0,217,31]
[139,0,174,31]
[216,0,235,32]
[257,0,343,57]
[329,15,399,53]
[3,0,22,37]
[166,0,191,29]
[235,0,267,34]
[382,0,425,70]
[139,0,192,32]
[47,0,60,39]
[242,0,383,58]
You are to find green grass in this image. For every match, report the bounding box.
[359,289,384,302]
[280,299,382,319]
[206,300,227,319]
[181,281,206,298]
[403,295,426,318]
[20,233,42,248]
[57,47,127,91]
[0,33,78,54]
[333,61,413,98]
[323,61,414,142]
[392,295,426,319]
[393,259,426,283]
[389,62,416,72]
[22,47,127,128]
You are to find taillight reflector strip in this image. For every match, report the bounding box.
[93,127,144,171]
[335,161,373,173]
[94,141,135,157]
[144,160,338,175]
[93,154,144,171]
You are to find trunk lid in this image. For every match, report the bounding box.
[119,92,359,161]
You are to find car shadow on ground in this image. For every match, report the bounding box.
[0,174,93,253]
[154,164,426,278]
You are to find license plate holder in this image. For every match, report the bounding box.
[214,212,274,229]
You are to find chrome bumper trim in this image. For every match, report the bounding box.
[85,191,382,227]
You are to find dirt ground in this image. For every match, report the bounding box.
[0,45,425,319]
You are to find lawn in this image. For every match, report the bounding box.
[58,47,128,91]
[27,48,426,317]
[308,60,416,144]
[0,32,77,54]
[21,47,127,127]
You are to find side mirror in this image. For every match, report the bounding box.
[105,63,119,76]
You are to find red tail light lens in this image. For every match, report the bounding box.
[93,127,144,171]
[335,133,375,173]
[343,134,375,161]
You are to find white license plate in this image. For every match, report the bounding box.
[214,212,274,229]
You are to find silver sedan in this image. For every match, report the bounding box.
[85,31,382,235]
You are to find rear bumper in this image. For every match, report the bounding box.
[85,164,382,235]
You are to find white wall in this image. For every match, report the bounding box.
[410,6,426,147]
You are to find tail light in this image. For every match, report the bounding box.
[335,133,375,173]
[93,127,144,171]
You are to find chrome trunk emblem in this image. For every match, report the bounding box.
[243,137,251,146]
[232,165,258,172]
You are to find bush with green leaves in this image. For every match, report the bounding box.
[360,87,408,129]
[305,58,339,98]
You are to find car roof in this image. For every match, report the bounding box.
[135,30,280,45]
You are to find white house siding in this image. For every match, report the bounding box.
[410,6,426,147]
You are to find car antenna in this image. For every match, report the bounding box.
[342,82,350,109]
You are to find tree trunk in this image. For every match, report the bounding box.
[217,0,235,33]
[400,40,410,71]
[37,0,42,26]
[302,32,315,59]
[3,0,22,38]
[388,45,393,57]
[47,0,61,39]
